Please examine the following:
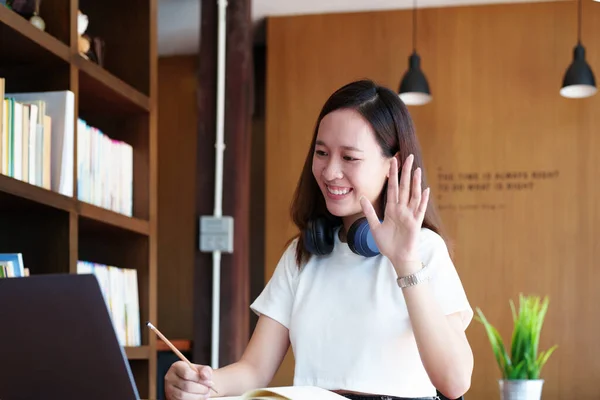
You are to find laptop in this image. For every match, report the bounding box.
[0,273,140,400]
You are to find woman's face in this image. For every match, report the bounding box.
[312,108,393,225]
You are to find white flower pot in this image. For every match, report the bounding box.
[499,379,544,400]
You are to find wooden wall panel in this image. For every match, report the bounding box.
[265,1,600,398]
[157,55,198,340]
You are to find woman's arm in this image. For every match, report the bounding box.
[165,315,289,400]
[359,155,473,399]
[210,315,290,396]
[398,272,473,400]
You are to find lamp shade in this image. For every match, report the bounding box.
[560,43,597,98]
[399,51,432,105]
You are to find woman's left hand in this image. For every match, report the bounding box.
[359,154,430,276]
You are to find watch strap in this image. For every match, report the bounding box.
[396,262,430,288]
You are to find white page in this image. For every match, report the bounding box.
[252,386,347,400]
[214,386,347,400]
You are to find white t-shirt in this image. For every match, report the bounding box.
[250,227,473,398]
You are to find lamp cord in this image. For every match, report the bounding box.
[413,0,417,52]
[578,0,581,44]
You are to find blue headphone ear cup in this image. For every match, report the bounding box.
[303,217,335,255]
[347,217,380,257]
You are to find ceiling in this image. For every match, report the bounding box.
[157,0,558,56]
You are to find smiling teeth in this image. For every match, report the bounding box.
[327,186,351,195]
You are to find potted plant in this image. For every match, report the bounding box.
[475,294,557,400]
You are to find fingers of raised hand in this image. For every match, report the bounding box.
[416,187,430,221]
[360,195,380,230]
[398,154,414,205]
[408,167,422,211]
[388,156,400,204]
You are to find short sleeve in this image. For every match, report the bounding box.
[250,239,300,330]
[420,230,473,330]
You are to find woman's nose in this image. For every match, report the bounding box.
[323,160,343,181]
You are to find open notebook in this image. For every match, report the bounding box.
[215,386,348,400]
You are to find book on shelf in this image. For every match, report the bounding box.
[1,79,73,196]
[77,118,133,216]
[0,253,28,278]
[77,261,141,347]
[215,386,348,400]
[1,78,53,189]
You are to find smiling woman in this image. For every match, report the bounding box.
[163,79,473,400]
[290,79,443,266]
[282,80,474,399]
[311,110,390,223]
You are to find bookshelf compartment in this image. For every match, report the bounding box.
[77,0,150,96]
[0,5,70,65]
[0,208,70,275]
[78,216,150,345]
[125,345,150,360]
[0,174,74,213]
[129,359,150,399]
[77,56,150,115]
[2,61,70,99]
[78,202,149,235]
[37,0,71,45]
[3,87,76,200]
[76,113,149,220]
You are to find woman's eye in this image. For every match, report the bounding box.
[344,156,358,161]
[315,150,327,156]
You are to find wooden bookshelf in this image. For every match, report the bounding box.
[0,173,75,212]
[79,202,150,235]
[76,55,151,114]
[156,339,192,352]
[126,345,152,360]
[0,1,157,399]
[0,5,70,64]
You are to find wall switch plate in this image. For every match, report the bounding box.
[199,216,234,253]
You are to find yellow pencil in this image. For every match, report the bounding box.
[146,321,219,395]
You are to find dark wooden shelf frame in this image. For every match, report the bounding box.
[125,346,151,360]
[78,202,150,236]
[0,1,157,398]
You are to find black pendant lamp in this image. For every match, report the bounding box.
[399,0,432,106]
[560,0,597,98]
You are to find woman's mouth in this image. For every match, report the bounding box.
[326,185,353,200]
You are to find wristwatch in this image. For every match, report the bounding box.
[396,262,430,288]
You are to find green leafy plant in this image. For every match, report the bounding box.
[475,294,557,380]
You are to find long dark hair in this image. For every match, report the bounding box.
[289,79,446,266]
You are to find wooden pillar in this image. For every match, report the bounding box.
[194,0,253,367]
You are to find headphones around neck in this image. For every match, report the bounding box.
[303,216,380,257]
